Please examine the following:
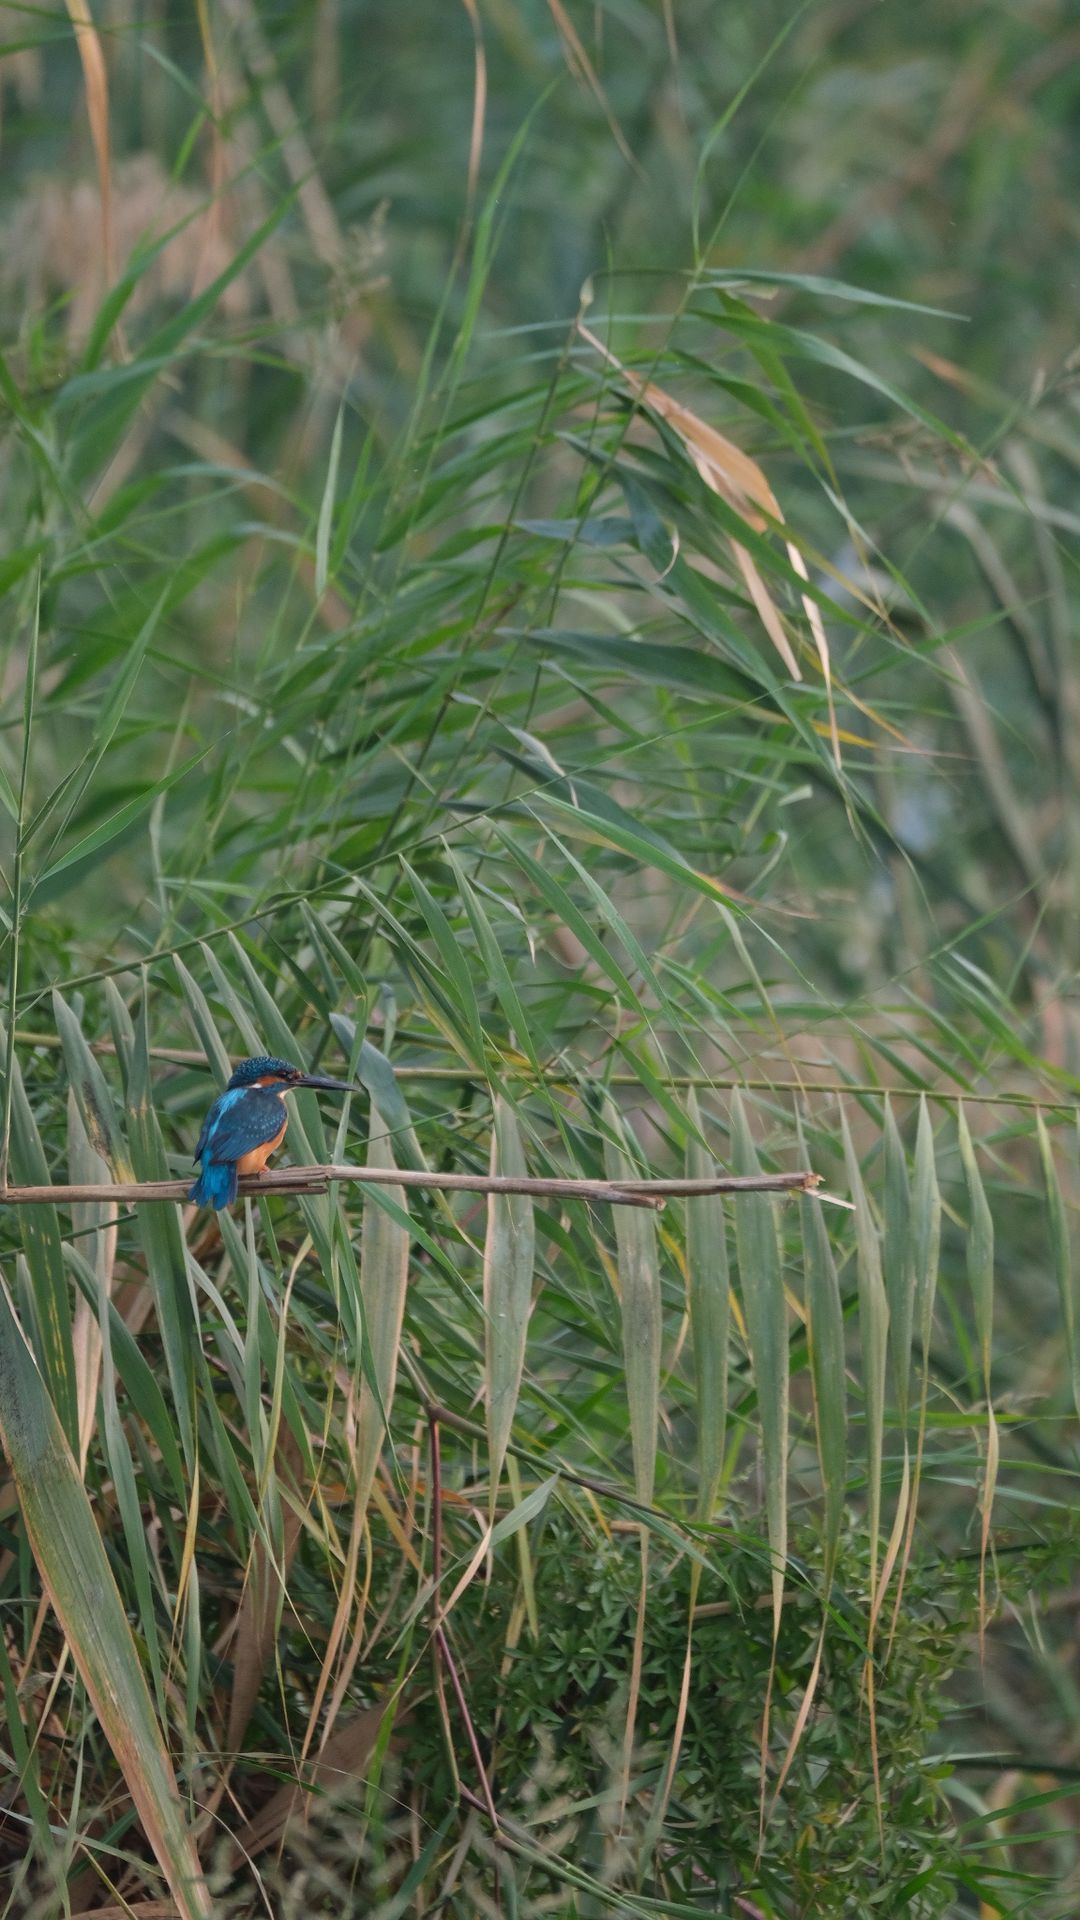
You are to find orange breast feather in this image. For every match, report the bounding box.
[236,1114,288,1177]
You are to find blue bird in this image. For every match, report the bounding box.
[188,1054,357,1210]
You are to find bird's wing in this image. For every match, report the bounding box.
[202,1087,287,1163]
[193,1104,216,1162]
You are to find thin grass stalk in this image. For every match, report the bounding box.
[888,1095,942,1656]
[959,1102,998,1649]
[0,577,39,1192]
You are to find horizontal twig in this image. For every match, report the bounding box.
[0,1164,822,1210]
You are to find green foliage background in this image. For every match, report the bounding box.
[0,1,1079,1914]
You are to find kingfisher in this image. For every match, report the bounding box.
[188,1054,357,1210]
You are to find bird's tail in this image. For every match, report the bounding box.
[188,1160,238,1211]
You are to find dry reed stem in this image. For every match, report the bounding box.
[218,0,342,267]
[64,0,113,297]
[0,1166,821,1209]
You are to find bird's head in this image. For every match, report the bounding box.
[226,1055,356,1094]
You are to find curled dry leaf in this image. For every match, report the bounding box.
[578,321,844,763]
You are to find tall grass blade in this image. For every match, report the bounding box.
[27,587,167,862]
[840,1109,888,1619]
[958,1102,998,1644]
[730,1090,787,1636]
[882,1099,915,1420]
[174,954,234,1084]
[331,1011,428,1173]
[685,1092,729,1522]
[306,1100,410,1754]
[797,1111,845,1591]
[958,1105,994,1382]
[730,1090,789,1840]
[912,1095,942,1367]
[65,1092,113,1472]
[226,1431,307,1755]
[602,1098,661,1507]
[0,1277,211,1918]
[351,1100,412,1524]
[315,401,345,599]
[125,995,198,1462]
[888,1093,944,1647]
[600,1096,662,1821]
[53,987,130,1179]
[643,1095,731,1857]
[483,1095,535,1515]
[1040,1110,1080,1419]
[32,749,211,904]
[0,1019,77,1446]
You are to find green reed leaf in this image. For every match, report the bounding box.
[0,1277,212,1919]
[685,1092,729,1522]
[603,1097,661,1508]
[731,1090,787,1632]
[484,1095,536,1513]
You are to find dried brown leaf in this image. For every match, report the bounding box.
[577,322,819,688]
[547,0,638,170]
[732,542,802,681]
[64,0,112,291]
[459,0,488,211]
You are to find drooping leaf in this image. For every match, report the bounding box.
[685,1092,729,1522]
[797,1110,845,1591]
[0,1019,77,1445]
[958,1102,999,1635]
[351,1101,412,1524]
[958,1103,994,1387]
[882,1099,916,1420]
[602,1097,661,1508]
[315,401,345,599]
[53,987,131,1179]
[912,1095,942,1365]
[1038,1110,1078,1418]
[841,1108,889,1609]
[730,1090,787,1634]
[483,1096,536,1512]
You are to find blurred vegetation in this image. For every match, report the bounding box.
[1,0,1080,1915]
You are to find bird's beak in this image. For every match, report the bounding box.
[292,1073,358,1094]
